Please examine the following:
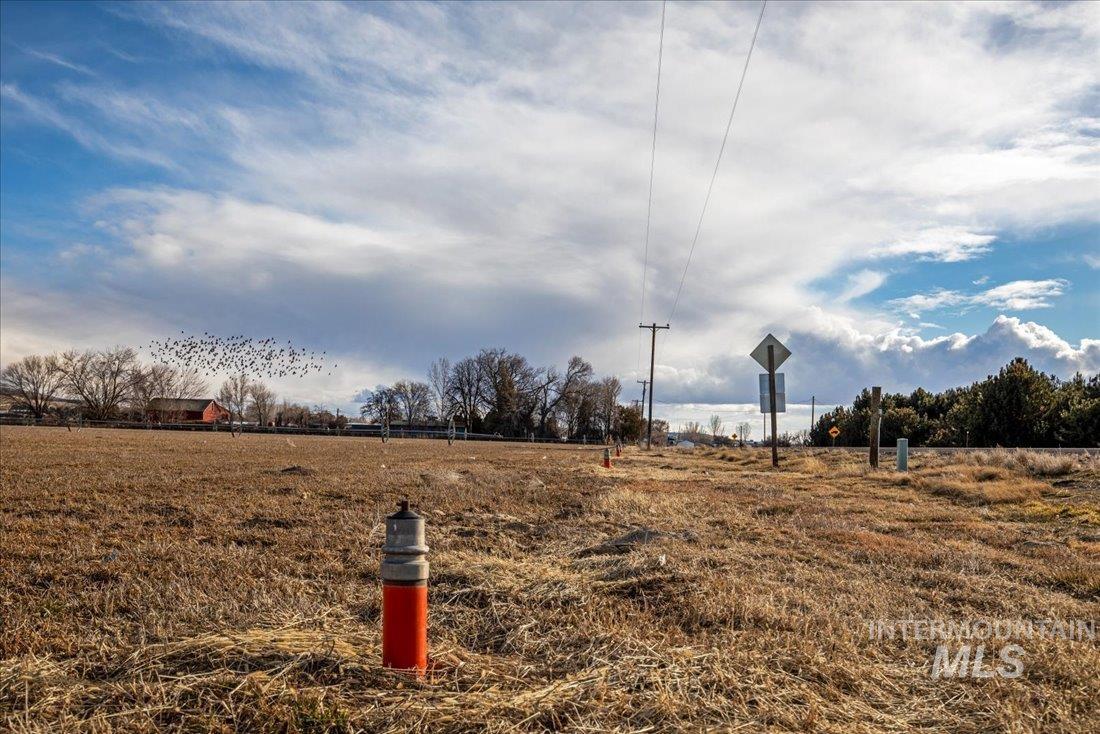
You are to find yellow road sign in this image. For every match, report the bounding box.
[828,426,840,438]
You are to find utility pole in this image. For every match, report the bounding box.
[636,379,649,411]
[869,386,882,468]
[638,323,669,450]
[810,395,815,433]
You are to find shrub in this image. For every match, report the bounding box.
[963,449,1076,477]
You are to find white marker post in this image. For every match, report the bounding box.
[896,438,908,472]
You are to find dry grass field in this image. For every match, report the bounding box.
[2,426,1098,733]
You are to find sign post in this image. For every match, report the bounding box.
[828,425,840,446]
[868,386,882,468]
[750,334,791,469]
[767,346,779,467]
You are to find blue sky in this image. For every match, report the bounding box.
[1,1,1097,428]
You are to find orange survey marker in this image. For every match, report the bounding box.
[602,447,612,469]
[381,500,429,674]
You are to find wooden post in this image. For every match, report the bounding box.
[767,345,779,468]
[868,386,882,468]
[638,323,669,450]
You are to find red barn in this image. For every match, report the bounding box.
[146,398,231,423]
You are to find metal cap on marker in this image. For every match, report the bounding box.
[382,499,429,584]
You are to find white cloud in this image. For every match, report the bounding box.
[871,227,997,263]
[890,278,1070,315]
[20,47,97,76]
[975,278,1069,310]
[789,312,1100,401]
[648,310,1098,405]
[57,243,108,262]
[0,84,175,168]
[838,269,887,302]
[89,188,618,301]
[1,2,1097,406]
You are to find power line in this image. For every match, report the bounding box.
[666,0,767,324]
[637,0,667,371]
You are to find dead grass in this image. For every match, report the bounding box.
[1,428,1098,732]
[962,448,1085,477]
[914,473,1048,505]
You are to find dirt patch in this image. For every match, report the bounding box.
[277,465,315,476]
[579,527,696,556]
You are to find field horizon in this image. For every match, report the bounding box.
[2,426,1098,732]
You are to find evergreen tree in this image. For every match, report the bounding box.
[809,358,1096,448]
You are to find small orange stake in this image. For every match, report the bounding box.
[382,584,427,671]
[381,500,429,675]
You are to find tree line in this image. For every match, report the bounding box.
[0,345,652,439]
[358,350,648,440]
[0,347,312,426]
[810,358,1099,448]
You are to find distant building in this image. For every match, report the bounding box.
[146,398,230,424]
[0,389,81,418]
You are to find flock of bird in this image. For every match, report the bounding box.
[143,332,336,379]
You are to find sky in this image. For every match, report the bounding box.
[1,0,1097,433]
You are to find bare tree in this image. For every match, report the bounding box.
[129,366,162,421]
[708,414,724,441]
[131,364,209,421]
[476,349,538,435]
[535,356,593,437]
[392,379,432,425]
[651,418,670,446]
[248,382,277,426]
[218,374,251,423]
[560,378,597,439]
[617,402,646,441]
[276,400,311,427]
[682,421,704,443]
[0,354,65,419]
[449,357,483,428]
[595,376,622,438]
[360,385,400,423]
[532,365,560,434]
[57,347,139,420]
[736,421,752,444]
[427,357,451,420]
